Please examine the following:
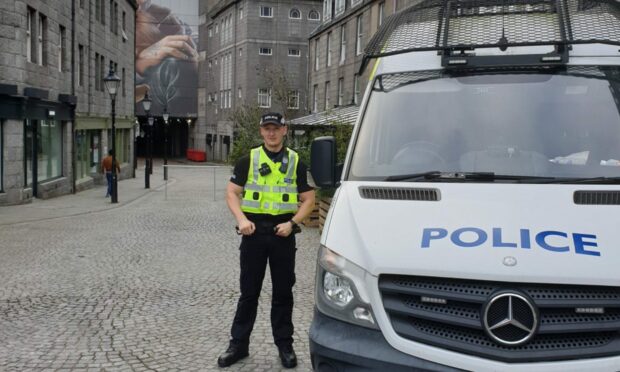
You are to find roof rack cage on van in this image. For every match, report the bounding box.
[360,0,620,72]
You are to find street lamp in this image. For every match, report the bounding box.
[163,107,169,181]
[103,62,121,204]
[142,91,152,189]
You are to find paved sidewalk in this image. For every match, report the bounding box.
[0,159,319,371]
[0,159,225,226]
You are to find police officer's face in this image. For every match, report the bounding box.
[260,124,287,150]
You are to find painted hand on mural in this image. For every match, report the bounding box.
[136,35,198,76]
[135,0,198,115]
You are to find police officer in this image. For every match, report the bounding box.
[218,112,315,368]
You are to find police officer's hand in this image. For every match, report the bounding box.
[238,219,256,235]
[275,222,293,237]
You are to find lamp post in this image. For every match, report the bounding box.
[103,62,121,204]
[142,92,152,189]
[163,107,169,181]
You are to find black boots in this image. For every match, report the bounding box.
[217,343,296,368]
[217,344,249,368]
[278,344,297,368]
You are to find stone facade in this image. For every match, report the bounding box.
[0,0,137,205]
[197,0,322,162]
[308,0,420,116]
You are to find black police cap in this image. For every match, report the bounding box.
[260,112,285,126]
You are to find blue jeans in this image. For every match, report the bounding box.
[106,172,113,197]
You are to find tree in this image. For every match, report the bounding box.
[228,104,263,164]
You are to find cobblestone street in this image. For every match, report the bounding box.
[0,165,320,371]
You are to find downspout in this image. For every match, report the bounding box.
[232,0,239,159]
[71,0,76,194]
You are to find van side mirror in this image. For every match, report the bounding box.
[311,136,337,188]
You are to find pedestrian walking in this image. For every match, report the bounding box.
[101,149,120,198]
[218,112,315,368]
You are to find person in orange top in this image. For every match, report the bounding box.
[101,149,121,197]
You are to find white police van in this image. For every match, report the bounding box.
[308,0,620,370]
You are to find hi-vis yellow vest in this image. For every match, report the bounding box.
[241,146,299,215]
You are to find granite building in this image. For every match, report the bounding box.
[197,0,322,162]
[0,0,137,205]
[291,0,419,129]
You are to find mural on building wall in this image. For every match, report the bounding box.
[136,0,198,117]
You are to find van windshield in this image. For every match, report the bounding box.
[348,66,620,182]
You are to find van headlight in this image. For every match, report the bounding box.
[315,245,378,329]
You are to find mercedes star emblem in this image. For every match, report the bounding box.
[482,291,538,346]
[503,256,517,267]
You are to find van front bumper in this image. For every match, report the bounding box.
[309,309,464,371]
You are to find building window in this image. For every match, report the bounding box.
[38,13,47,66]
[338,78,344,106]
[25,120,63,185]
[100,55,105,91]
[208,26,213,37]
[323,0,332,21]
[239,48,242,56]
[27,7,36,63]
[109,0,114,33]
[95,53,100,90]
[99,0,105,25]
[260,6,273,18]
[339,23,347,64]
[289,8,301,19]
[324,81,331,110]
[314,38,319,71]
[313,84,318,112]
[288,90,299,109]
[58,25,66,72]
[78,44,84,86]
[288,48,300,57]
[258,89,271,108]
[354,74,360,104]
[336,0,345,15]
[308,10,320,20]
[378,2,385,26]
[238,88,242,98]
[259,47,272,55]
[95,0,100,22]
[239,6,243,19]
[326,32,332,67]
[122,67,126,96]
[356,14,363,56]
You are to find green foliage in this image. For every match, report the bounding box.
[228,105,263,165]
[294,119,354,167]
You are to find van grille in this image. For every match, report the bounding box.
[574,191,620,205]
[359,187,439,201]
[379,275,620,362]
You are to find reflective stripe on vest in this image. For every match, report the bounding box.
[241,147,299,215]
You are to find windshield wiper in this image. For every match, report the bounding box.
[539,176,620,184]
[385,172,556,182]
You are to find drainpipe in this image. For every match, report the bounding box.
[71,0,76,194]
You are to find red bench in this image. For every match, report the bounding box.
[186,149,206,162]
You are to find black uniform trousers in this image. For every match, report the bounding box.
[230,229,297,349]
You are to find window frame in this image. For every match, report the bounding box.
[259,47,273,56]
[258,88,272,108]
[288,90,300,110]
[340,23,347,64]
[356,14,363,56]
[326,31,332,67]
[260,6,273,18]
[289,8,301,19]
[288,48,301,57]
[308,10,320,21]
